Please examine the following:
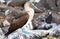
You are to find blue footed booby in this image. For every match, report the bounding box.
[5,1,34,36]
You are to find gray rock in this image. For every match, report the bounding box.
[5,0,28,6]
[33,0,58,12]
[52,13,60,24]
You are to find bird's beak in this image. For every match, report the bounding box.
[31,3,37,9]
[32,4,43,11]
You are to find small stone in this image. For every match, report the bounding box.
[0,0,5,3]
[3,20,10,26]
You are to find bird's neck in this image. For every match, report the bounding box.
[27,8,34,21]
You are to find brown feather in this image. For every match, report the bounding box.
[5,13,29,36]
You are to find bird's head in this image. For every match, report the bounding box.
[24,1,34,15]
[24,2,32,8]
[24,2,33,11]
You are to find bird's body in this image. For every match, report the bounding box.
[5,13,29,36]
[23,2,34,30]
[5,1,34,36]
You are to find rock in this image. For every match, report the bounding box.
[0,0,5,4]
[33,0,49,13]
[52,13,60,24]
[57,0,60,12]
[33,0,58,13]
[46,0,57,11]
[0,28,5,39]
[45,11,52,24]
[5,0,28,7]
[32,35,42,39]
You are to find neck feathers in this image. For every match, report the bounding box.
[24,2,34,21]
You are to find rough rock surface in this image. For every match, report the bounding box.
[4,0,29,7]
